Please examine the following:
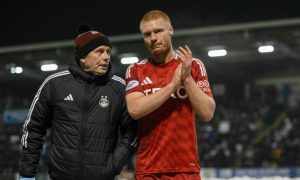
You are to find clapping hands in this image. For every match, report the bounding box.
[176,45,192,82]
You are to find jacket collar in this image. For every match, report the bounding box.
[68,62,114,83]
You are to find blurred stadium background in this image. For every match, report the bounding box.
[1,0,300,179]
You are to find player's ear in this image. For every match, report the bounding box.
[169,26,174,36]
[80,58,86,63]
[79,57,87,66]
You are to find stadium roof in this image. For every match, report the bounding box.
[1,0,299,47]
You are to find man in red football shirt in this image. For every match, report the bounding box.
[125,10,216,180]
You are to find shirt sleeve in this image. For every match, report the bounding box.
[125,63,143,95]
[191,58,213,97]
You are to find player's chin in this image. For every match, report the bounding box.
[93,69,107,76]
[151,48,163,55]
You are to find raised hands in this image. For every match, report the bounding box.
[171,45,193,88]
[176,45,193,82]
[171,62,182,88]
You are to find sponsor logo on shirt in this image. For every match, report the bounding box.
[196,80,209,87]
[144,86,188,99]
[141,77,153,86]
[197,80,211,93]
[171,86,188,99]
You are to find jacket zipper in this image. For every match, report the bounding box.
[78,85,89,180]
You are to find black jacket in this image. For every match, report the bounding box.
[20,63,137,180]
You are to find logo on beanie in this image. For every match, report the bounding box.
[99,95,109,108]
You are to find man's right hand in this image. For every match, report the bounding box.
[171,62,182,88]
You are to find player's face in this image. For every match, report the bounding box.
[80,45,111,76]
[140,18,173,55]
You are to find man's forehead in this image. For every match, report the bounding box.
[94,45,110,51]
[141,19,170,31]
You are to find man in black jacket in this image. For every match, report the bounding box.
[19,24,137,180]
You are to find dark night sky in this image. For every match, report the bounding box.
[1,0,299,47]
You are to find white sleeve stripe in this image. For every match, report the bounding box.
[21,70,70,148]
[126,64,134,79]
[126,59,149,79]
[112,75,125,85]
[137,59,148,64]
[194,58,207,76]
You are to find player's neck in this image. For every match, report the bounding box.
[153,49,176,64]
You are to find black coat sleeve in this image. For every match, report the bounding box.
[19,79,52,177]
[111,99,137,173]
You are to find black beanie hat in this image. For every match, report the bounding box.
[74,24,111,62]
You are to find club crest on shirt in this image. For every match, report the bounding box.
[99,96,109,108]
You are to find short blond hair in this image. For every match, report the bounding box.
[139,10,172,28]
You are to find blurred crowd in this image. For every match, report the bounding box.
[198,85,300,168]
